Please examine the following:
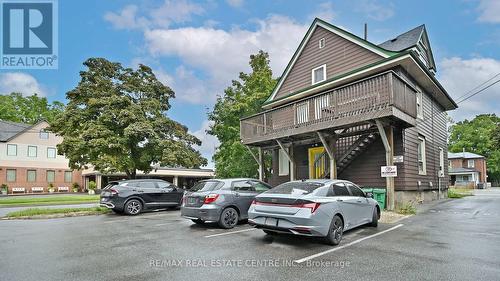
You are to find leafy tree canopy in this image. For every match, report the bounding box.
[208,51,277,178]
[448,114,500,183]
[0,93,64,124]
[49,58,207,178]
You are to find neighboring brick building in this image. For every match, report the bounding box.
[0,120,82,194]
[448,151,487,188]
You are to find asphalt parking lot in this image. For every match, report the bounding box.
[1,189,500,281]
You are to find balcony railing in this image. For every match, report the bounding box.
[241,71,417,144]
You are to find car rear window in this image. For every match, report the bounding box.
[266,182,323,195]
[189,181,223,192]
[103,182,119,190]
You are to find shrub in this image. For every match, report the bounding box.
[88,181,97,190]
[1,183,8,193]
[72,182,80,192]
[397,202,417,215]
[47,183,55,192]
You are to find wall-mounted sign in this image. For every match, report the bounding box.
[381,166,397,177]
[393,155,404,163]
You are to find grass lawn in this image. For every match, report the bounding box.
[5,206,110,218]
[448,188,474,198]
[0,195,100,207]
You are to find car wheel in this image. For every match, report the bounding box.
[324,215,343,246]
[263,230,277,235]
[191,219,204,224]
[124,199,142,215]
[218,207,239,229]
[370,207,379,227]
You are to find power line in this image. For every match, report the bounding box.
[455,72,500,102]
[456,78,500,104]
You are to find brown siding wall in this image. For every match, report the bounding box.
[396,68,449,191]
[0,167,83,193]
[274,26,382,100]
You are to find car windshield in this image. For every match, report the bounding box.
[189,180,223,192]
[266,182,323,195]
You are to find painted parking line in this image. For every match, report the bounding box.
[204,228,257,238]
[294,224,404,264]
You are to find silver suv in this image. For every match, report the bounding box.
[180,178,271,228]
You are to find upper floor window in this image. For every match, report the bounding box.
[28,145,37,157]
[468,159,475,168]
[39,130,49,139]
[7,144,17,156]
[318,38,325,49]
[416,92,423,119]
[47,147,57,158]
[312,64,326,85]
[417,135,426,175]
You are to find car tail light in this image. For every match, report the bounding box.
[301,202,321,213]
[204,194,219,204]
[110,188,119,195]
[251,199,256,205]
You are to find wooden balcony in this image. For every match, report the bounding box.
[241,71,417,145]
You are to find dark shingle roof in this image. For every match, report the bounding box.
[0,120,31,142]
[378,25,425,52]
[449,167,477,174]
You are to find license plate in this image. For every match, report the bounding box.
[265,217,277,226]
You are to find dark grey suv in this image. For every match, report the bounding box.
[180,178,271,228]
[100,179,184,215]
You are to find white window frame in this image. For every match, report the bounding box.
[39,130,49,139]
[468,159,475,168]
[28,145,37,157]
[439,148,444,177]
[417,136,426,175]
[311,64,326,85]
[416,91,424,119]
[318,38,325,49]
[278,148,290,176]
[47,147,57,159]
[7,144,17,156]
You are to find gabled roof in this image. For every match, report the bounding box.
[448,152,485,159]
[379,25,425,51]
[265,18,399,103]
[264,19,443,106]
[0,120,31,142]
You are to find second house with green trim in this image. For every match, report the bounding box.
[240,18,457,210]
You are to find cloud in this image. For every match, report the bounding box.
[438,57,500,121]
[104,5,149,30]
[104,0,204,30]
[311,2,336,22]
[477,0,500,23]
[144,15,307,104]
[357,0,394,21]
[0,72,46,96]
[226,0,244,8]
[190,120,220,168]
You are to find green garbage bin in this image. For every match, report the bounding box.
[362,188,386,209]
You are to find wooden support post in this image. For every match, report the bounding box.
[376,120,395,211]
[317,131,337,179]
[276,140,295,181]
[246,146,263,181]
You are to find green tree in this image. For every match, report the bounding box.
[49,58,207,179]
[0,93,64,124]
[208,51,277,178]
[448,114,500,184]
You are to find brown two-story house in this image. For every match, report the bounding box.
[448,151,488,188]
[240,18,457,210]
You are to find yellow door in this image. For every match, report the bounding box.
[309,147,326,179]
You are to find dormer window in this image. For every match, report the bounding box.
[319,38,325,49]
[312,64,326,85]
[39,129,49,139]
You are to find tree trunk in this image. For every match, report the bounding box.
[125,169,137,179]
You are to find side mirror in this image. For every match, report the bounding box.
[366,192,373,198]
